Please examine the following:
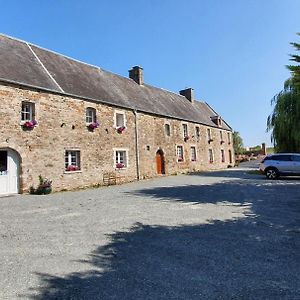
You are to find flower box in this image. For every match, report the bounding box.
[184,136,190,142]
[23,120,37,130]
[117,126,126,134]
[88,122,100,130]
[116,163,125,169]
[66,165,79,172]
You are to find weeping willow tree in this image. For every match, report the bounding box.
[267,33,300,152]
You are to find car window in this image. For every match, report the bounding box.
[271,155,292,161]
[292,155,300,162]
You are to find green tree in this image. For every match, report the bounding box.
[233,131,244,155]
[267,33,300,152]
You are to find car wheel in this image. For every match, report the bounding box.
[265,168,279,179]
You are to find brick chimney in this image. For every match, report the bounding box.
[179,88,194,103]
[129,66,144,85]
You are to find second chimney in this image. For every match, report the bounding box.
[129,66,144,85]
[179,88,194,103]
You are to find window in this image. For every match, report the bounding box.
[209,149,214,163]
[228,132,231,144]
[182,124,188,138]
[165,124,171,136]
[86,107,96,124]
[207,128,212,142]
[220,131,224,143]
[292,155,300,162]
[177,146,184,162]
[65,150,81,172]
[21,102,35,121]
[229,150,232,164]
[115,111,126,128]
[271,155,292,161]
[191,147,196,161]
[195,126,200,141]
[0,151,7,175]
[221,149,225,162]
[115,150,128,168]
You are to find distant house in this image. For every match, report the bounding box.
[0,34,234,195]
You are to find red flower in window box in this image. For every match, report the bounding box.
[116,163,125,169]
[88,122,100,130]
[178,157,184,162]
[117,126,126,134]
[66,165,79,171]
[23,120,37,130]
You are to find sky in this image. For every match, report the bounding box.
[1,0,300,147]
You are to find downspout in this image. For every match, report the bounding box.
[133,109,140,180]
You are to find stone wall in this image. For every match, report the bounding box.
[0,83,234,193]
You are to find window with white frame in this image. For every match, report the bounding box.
[65,150,81,171]
[21,102,35,121]
[209,149,214,163]
[115,111,126,128]
[115,150,127,168]
[182,124,188,138]
[228,132,231,144]
[220,130,223,141]
[191,147,196,161]
[195,126,200,141]
[177,145,184,161]
[221,149,225,162]
[86,107,96,124]
[165,124,171,136]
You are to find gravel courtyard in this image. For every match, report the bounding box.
[0,164,299,299]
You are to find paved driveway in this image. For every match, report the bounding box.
[0,164,299,299]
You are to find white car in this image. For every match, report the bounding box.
[259,153,300,179]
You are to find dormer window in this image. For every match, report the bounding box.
[211,115,222,127]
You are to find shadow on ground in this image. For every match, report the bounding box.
[28,171,300,299]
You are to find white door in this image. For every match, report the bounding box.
[0,150,19,195]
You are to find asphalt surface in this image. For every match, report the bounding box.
[0,161,299,299]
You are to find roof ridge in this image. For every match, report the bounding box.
[0,33,105,71]
[26,42,64,93]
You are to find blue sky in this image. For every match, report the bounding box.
[1,0,300,147]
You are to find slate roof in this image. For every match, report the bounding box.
[0,34,232,130]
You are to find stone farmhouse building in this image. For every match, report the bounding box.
[0,34,234,195]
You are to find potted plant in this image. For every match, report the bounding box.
[116,163,125,169]
[184,136,189,142]
[88,121,100,130]
[117,126,126,134]
[66,165,79,172]
[30,175,52,195]
[23,120,38,130]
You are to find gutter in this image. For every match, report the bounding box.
[133,109,140,180]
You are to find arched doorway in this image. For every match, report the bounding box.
[0,148,20,195]
[156,149,165,175]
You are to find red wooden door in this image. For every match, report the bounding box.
[156,151,165,174]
